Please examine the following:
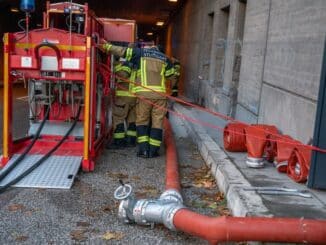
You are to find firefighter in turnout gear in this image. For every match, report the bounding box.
[103,42,175,158]
[108,59,137,149]
[171,57,181,97]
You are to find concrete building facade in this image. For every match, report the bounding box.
[167,0,326,143]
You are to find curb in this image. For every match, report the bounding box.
[174,103,271,217]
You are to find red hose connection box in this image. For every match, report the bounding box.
[287,146,312,183]
[223,123,247,152]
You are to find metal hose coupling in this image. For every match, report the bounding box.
[114,182,185,231]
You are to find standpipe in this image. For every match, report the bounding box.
[113,119,326,244]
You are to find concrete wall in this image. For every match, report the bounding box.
[167,0,216,102]
[169,0,326,142]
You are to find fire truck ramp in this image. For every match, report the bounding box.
[0,154,81,189]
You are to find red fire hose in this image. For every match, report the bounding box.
[223,123,247,152]
[164,119,326,244]
[287,146,312,183]
[164,119,181,192]
[245,125,268,158]
[273,135,300,173]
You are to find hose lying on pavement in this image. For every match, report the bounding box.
[163,119,326,244]
[272,135,299,173]
[244,125,269,168]
[223,123,247,152]
[287,146,311,183]
[113,119,326,244]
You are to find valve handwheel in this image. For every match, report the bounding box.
[114,180,132,200]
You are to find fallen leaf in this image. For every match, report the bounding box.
[215,192,225,202]
[141,185,159,196]
[76,221,90,227]
[218,207,231,216]
[85,209,98,217]
[102,231,124,241]
[102,205,113,213]
[15,235,29,242]
[191,201,207,209]
[203,180,216,189]
[70,230,87,241]
[208,203,218,209]
[131,175,141,181]
[8,204,25,212]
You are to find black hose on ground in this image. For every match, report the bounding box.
[0,106,51,181]
[0,105,82,194]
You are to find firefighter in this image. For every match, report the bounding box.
[171,57,181,97]
[102,42,175,158]
[108,59,137,149]
[166,57,181,119]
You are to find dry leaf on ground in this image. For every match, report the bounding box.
[70,230,87,241]
[141,185,159,195]
[15,235,29,242]
[76,221,90,227]
[8,204,26,212]
[102,231,124,241]
[102,205,113,213]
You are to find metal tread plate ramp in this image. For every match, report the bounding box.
[0,154,81,189]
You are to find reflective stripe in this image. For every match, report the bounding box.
[172,89,178,92]
[114,132,126,139]
[161,64,167,88]
[144,60,148,86]
[116,91,134,97]
[129,70,136,93]
[115,65,131,74]
[137,136,149,143]
[165,67,175,77]
[103,43,112,52]
[134,85,166,93]
[127,130,137,137]
[149,138,161,147]
[126,48,133,61]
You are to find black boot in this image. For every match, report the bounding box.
[126,122,137,147]
[149,128,162,158]
[107,123,126,149]
[126,136,136,147]
[136,125,149,158]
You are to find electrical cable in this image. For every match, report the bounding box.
[0,104,82,194]
[0,106,51,182]
[15,18,27,42]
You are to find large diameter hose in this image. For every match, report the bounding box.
[163,119,326,244]
[173,211,326,244]
[164,119,181,192]
[274,135,300,173]
[223,123,247,152]
[287,146,311,183]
